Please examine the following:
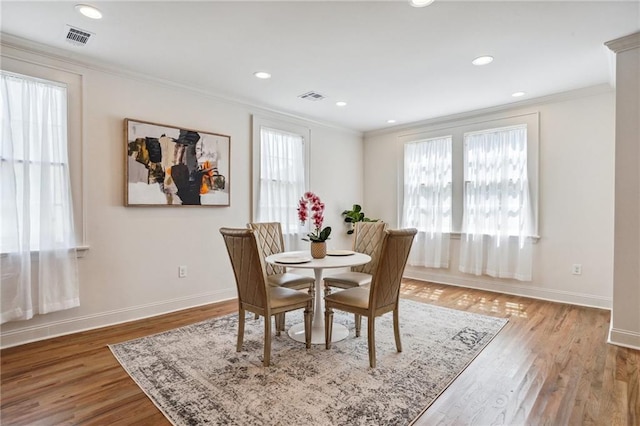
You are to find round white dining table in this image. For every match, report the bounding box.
[265,250,371,345]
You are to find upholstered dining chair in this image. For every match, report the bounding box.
[324,228,417,368]
[220,227,312,367]
[248,222,315,334]
[323,221,388,294]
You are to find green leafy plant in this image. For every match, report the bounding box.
[342,204,378,235]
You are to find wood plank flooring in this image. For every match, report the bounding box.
[1,279,638,425]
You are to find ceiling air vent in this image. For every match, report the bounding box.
[64,25,94,46]
[298,91,326,101]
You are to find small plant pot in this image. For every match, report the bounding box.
[310,241,327,259]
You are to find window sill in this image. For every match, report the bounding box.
[448,232,540,243]
[1,245,91,258]
[77,245,90,258]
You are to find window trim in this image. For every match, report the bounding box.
[398,111,539,237]
[463,124,531,237]
[251,115,310,222]
[0,62,87,251]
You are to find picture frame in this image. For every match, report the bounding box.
[125,118,230,206]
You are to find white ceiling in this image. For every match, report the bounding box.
[1,1,638,132]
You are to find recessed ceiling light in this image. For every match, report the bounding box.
[512,91,526,97]
[408,0,435,7]
[75,4,102,19]
[472,56,494,66]
[387,119,397,124]
[336,101,347,107]
[253,71,271,79]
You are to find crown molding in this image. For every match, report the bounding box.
[364,84,614,138]
[0,32,361,137]
[605,32,640,54]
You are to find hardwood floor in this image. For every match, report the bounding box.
[1,280,638,425]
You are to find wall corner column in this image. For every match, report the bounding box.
[606,32,640,350]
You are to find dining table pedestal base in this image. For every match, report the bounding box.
[264,251,371,346]
[288,321,349,345]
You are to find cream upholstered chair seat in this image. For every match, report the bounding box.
[267,272,315,288]
[220,227,312,367]
[268,286,311,309]
[322,271,372,288]
[323,221,387,291]
[324,228,417,368]
[325,286,369,308]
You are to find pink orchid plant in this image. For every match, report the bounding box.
[297,192,332,242]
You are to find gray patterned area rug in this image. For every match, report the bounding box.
[109,299,507,425]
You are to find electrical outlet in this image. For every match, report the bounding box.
[572,264,582,275]
[178,265,187,278]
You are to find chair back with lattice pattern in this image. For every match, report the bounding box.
[248,222,286,276]
[368,228,417,312]
[220,228,269,311]
[351,221,388,275]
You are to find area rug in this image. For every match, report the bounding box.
[109,299,507,425]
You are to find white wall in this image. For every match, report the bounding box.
[0,42,363,348]
[363,87,616,308]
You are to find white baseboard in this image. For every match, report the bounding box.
[0,289,237,349]
[608,326,640,350]
[404,269,612,310]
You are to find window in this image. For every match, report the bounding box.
[462,125,532,237]
[1,71,74,251]
[460,124,533,281]
[1,57,85,250]
[402,136,453,232]
[401,136,452,268]
[252,117,310,250]
[1,70,80,323]
[399,112,538,280]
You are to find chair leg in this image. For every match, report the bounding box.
[264,314,272,367]
[368,316,376,368]
[308,284,315,318]
[237,308,246,352]
[325,307,334,349]
[355,314,362,337]
[393,308,402,353]
[304,305,312,349]
[275,313,284,336]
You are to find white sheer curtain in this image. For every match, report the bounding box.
[459,125,533,281]
[257,126,306,251]
[402,136,452,268]
[1,71,80,324]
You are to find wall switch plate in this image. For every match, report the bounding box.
[178,265,187,278]
[572,264,582,275]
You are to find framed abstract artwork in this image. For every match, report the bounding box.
[125,118,230,206]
